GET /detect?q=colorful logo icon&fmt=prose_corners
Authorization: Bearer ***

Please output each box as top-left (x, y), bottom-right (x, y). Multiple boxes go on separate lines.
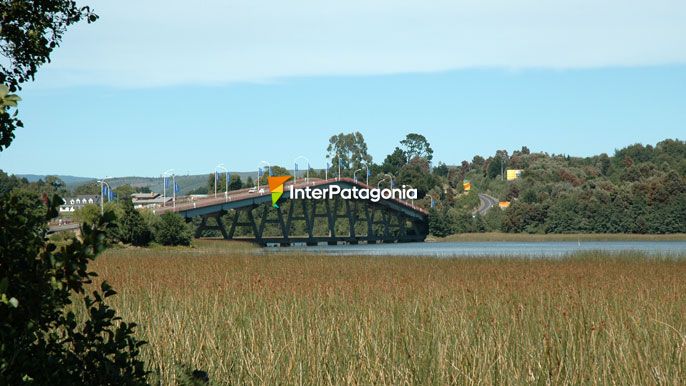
top-left (267, 176), bottom-right (292, 208)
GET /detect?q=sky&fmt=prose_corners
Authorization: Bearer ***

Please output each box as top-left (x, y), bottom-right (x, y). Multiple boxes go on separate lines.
top-left (1, 0), bottom-right (685, 177)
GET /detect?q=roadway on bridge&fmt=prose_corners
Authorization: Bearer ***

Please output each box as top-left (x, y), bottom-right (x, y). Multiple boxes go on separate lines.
top-left (154, 177), bottom-right (428, 218)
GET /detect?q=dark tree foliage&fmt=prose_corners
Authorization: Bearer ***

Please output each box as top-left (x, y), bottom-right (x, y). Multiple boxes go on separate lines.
top-left (494, 139), bottom-right (686, 234)
top-left (397, 157), bottom-right (436, 198)
top-left (117, 199), bottom-right (152, 246)
top-left (0, 189), bottom-right (148, 385)
top-left (154, 213), bottom-right (193, 246)
top-left (400, 133), bottom-right (433, 162)
top-left (0, 0), bottom-right (98, 150)
top-left (428, 208), bottom-right (453, 238)
top-left (381, 147), bottom-right (407, 176)
top-left (326, 131), bottom-right (373, 175)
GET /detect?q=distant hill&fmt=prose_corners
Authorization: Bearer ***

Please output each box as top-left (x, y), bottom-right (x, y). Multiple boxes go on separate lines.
top-left (17, 174), bottom-right (95, 188)
top-left (17, 172), bottom-right (259, 195)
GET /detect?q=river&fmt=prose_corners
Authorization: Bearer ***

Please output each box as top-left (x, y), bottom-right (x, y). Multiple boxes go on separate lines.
top-left (281, 241), bottom-right (686, 258)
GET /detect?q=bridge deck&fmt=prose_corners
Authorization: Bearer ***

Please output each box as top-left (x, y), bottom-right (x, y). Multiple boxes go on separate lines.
top-left (154, 177), bottom-right (428, 220)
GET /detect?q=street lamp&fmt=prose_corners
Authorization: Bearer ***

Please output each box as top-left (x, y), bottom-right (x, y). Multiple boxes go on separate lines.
top-left (377, 175), bottom-right (391, 189)
top-left (426, 194), bottom-right (436, 209)
top-left (293, 155), bottom-right (310, 184)
top-left (383, 173), bottom-right (394, 189)
top-left (97, 177), bottom-right (112, 215)
top-left (353, 168), bottom-right (363, 183)
top-left (404, 184), bottom-right (415, 206)
top-left (258, 161), bottom-right (271, 191)
top-left (162, 169), bottom-right (174, 207)
top-left (215, 164), bottom-right (228, 198)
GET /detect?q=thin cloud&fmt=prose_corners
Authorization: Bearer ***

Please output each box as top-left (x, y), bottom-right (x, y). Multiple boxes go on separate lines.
top-left (38, 0), bottom-right (686, 88)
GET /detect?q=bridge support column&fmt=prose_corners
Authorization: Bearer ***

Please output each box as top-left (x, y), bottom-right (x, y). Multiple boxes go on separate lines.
top-left (195, 213), bottom-right (229, 239)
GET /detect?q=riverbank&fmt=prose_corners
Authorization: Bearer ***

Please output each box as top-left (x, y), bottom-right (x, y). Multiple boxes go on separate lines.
top-left (432, 232), bottom-right (686, 242)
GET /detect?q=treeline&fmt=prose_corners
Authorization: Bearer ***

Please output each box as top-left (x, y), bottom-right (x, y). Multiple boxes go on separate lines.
top-left (3, 136), bottom-right (685, 237)
top-left (0, 172), bottom-right (193, 247)
top-left (430, 139), bottom-right (686, 236)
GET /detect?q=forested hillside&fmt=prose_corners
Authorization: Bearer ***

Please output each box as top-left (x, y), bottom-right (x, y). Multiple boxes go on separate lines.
top-left (429, 138), bottom-right (686, 235)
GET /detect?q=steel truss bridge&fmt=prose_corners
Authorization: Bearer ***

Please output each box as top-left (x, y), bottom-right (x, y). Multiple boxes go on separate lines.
top-left (154, 178), bottom-right (429, 246)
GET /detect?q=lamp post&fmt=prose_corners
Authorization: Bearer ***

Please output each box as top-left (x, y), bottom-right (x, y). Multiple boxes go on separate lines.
top-left (293, 156), bottom-right (310, 184)
top-left (377, 175), bottom-right (391, 189)
top-left (353, 168), bottom-right (363, 183)
top-left (383, 173), bottom-right (395, 189)
top-left (426, 194), bottom-right (436, 209)
top-left (172, 173), bottom-right (176, 209)
top-left (215, 164), bottom-right (228, 198)
top-left (162, 169), bottom-right (174, 207)
top-left (404, 184), bottom-right (414, 206)
top-left (97, 177), bottom-right (112, 215)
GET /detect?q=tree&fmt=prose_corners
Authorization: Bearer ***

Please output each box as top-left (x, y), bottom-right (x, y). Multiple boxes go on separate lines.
top-left (400, 133), bottom-right (433, 162)
top-left (381, 147), bottom-right (407, 175)
top-left (428, 208), bottom-right (453, 238)
top-left (433, 162), bottom-right (449, 177)
top-left (154, 213), bottom-right (193, 246)
top-left (398, 157), bottom-right (435, 198)
top-left (229, 175), bottom-right (243, 190)
top-left (114, 184), bottom-right (136, 200)
top-left (0, 190), bottom-right (147, 385)
top-left (117, 200), bottom-right (152, 246)
top-left (1, 0), bottom-right (98, 150)
top-left (326, 132), bottom-right (373, 177)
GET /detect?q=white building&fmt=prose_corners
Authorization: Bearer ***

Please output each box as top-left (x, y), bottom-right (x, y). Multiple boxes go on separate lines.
top-left (59, 195), bottom-right (101, 212)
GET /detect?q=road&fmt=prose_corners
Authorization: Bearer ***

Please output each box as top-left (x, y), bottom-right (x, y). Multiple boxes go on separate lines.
top-left (475, 193), bottom-right (499, 215)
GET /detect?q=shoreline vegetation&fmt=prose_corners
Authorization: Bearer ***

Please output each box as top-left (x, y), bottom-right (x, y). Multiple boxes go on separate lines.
top-left (431, 232), bottom-right (686, 242)
top-left (88, 240), bottom-right (686, 384)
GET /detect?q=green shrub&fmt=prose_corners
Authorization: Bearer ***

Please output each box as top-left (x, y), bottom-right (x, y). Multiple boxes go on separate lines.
top-left (154, 213), bottom-right (193, 246)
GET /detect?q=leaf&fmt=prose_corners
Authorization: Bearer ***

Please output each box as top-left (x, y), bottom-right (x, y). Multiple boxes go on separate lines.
top-left (9, 297), bottom-right (19, 308)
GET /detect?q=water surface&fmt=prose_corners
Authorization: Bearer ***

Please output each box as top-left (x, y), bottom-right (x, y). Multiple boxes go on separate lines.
top-left (281, 241), bottom-right (686, 258)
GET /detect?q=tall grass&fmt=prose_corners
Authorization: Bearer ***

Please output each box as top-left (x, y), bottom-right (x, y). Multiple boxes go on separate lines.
top-left (89, 241), bottom-right (686, 385)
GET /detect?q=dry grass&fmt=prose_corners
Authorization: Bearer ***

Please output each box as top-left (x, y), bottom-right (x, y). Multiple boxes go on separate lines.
top-left (88, 240), bottom-right (686, 385)
top-left (435, 232), bottom-right (686, 242)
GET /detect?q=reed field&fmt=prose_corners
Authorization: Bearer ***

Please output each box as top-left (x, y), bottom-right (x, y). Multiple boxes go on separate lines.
top-left (88, 241), bottom-right (686, 385)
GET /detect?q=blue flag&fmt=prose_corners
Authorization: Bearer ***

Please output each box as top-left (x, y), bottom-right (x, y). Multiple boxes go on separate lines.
top-left (164, 178), bottom-right (169, 188)
top-left (367, 168), bottom-right (371, 177)
top-left (268, 166), bottom-right (272, 176)
top-left (112, 191), bottom-right (117, 201)
top-left (108, 189), bottom-right (114, 201)
top-left (175, 182), bottom-right (180, 194)
top-left (102, 185), bottom-right (108, 198)
top-left (295, 163), bottom-right (298, 172)
top-left (258, 167), bottom-right (263, 177)
top-left (390, 179), bottom-right (394, 189)
top-left (431, 199), bottom-right (435, 208)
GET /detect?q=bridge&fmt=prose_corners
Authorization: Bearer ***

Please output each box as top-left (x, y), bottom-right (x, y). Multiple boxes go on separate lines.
top-left (154, 178), bottom-right (429, 246)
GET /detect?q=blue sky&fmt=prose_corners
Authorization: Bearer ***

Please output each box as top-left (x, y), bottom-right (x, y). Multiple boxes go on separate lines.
top-left (1, 0), bottom-right (684, 177)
